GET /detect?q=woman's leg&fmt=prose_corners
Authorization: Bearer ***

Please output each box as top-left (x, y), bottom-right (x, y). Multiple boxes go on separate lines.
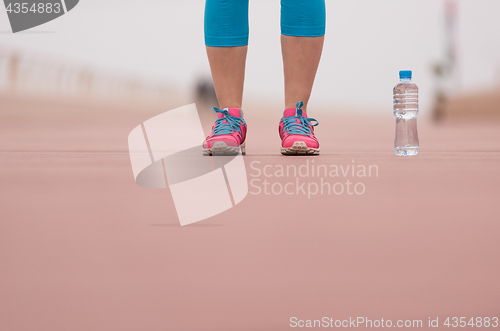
top-left (281, 0), bottom-right (326, 112)
top-left (278, 0), bottom-right (325, 155)
top-left (281, 35), bottom-right (324, 112)
top-left (204, 0), bottom-right (249, 109)
top-left (206, 46), bottom-right (247, 109)
top-left (202, 0), bottom-right (250, 155)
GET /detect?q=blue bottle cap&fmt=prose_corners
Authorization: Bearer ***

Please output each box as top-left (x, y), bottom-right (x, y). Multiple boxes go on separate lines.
top-left (399, 70), bottom-right (412, 79)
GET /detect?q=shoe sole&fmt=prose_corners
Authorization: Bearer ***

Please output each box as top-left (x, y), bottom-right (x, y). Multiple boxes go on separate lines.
top-left (281, 141), bottom-right (320, 155)
top-left (203, 141), bottom-right (246, 156)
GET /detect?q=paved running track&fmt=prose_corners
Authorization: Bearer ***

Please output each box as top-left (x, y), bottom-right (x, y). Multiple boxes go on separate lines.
top-left (1, 95), bottom-right (499, 330)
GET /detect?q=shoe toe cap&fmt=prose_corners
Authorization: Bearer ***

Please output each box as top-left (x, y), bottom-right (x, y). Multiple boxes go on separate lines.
top-left (282, 135), bottom-right (319, 148)
top-left (204, 135), bottom-right (240, 149)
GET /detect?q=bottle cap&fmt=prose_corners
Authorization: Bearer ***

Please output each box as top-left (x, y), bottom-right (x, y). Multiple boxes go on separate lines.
top-left (399, 70), bottom-right (412, 79)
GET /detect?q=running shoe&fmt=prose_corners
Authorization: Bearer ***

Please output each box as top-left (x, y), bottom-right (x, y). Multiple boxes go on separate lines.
top-left (202, 107), bottom-right (247, 155)
top-left (279, 101), bottom-right (320, 155)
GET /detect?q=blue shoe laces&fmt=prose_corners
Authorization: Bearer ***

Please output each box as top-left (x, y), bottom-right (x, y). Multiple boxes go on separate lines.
top-left (282, 101), bottom-right (319, 135)
top-left (211, 107), bottom-right (246, 136)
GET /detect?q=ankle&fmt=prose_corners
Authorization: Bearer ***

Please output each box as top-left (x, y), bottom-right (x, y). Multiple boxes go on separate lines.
top-left (219, 104), bottom-right (242, 109)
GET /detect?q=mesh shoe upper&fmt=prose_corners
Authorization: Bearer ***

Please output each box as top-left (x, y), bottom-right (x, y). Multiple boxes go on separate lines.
top-left (279, 101), bottom-right (319, 149)
top-left (203, 107), bottom-right (247, 149)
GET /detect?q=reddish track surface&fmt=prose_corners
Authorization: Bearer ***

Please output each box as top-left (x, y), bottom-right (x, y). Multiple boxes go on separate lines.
top-left (1, 96), bottom-right (499, 330)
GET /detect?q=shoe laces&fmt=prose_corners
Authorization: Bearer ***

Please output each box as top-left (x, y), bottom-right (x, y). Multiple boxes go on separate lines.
top-left (211, 107), bottom-right (246, 136)
top-left (282, 101), bottom-right (319, 136)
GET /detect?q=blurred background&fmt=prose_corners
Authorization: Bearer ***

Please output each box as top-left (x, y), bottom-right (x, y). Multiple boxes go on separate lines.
top-left (1, 0), bottom-right (500, 120)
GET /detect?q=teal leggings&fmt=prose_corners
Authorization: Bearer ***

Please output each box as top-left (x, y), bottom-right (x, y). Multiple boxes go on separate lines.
top-left (204, 0), bottom-right (326, 47)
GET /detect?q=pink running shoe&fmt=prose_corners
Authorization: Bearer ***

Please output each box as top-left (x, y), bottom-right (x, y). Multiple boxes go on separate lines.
top-left (202, 107), bottom-right (247, 155)
top-left (279, 101), bottom-right (320, 155)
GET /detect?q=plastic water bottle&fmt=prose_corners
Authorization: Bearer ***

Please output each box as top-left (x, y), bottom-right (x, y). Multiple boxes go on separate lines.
top-left (393, 70), bottom-right (419, 156)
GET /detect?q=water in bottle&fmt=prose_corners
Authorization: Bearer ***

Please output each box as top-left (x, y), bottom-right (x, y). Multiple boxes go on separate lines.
top-left (393, 70), bottom-right (419, 156)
